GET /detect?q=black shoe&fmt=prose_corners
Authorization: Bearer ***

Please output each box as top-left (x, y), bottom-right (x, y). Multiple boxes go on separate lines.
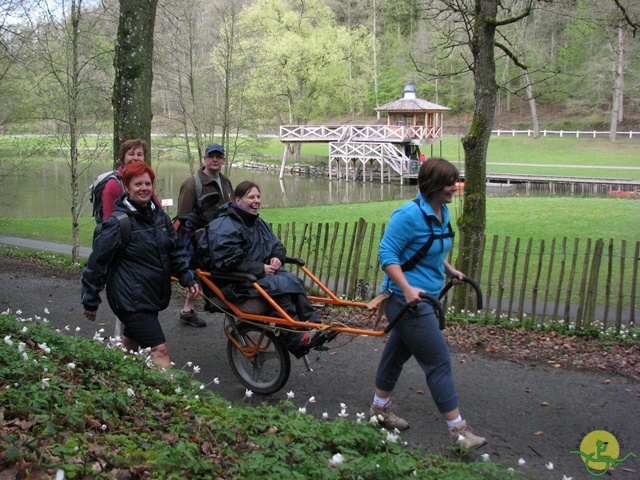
top-left (309, 330), bottom-right (339, 350)
top-left (288, 330), bottom-right (338, 358)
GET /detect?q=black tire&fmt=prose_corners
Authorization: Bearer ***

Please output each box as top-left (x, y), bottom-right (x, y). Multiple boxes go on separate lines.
top-left (226, 323), bottom-right (291, 394)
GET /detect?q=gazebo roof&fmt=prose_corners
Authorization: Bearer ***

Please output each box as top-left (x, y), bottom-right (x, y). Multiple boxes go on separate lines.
top-left (375, 97), bottom-right (450, 113)
top-left (375, 84), bottom-right (450, 113)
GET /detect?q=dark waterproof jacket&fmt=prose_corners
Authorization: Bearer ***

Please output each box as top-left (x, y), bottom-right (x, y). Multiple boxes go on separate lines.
top-left (82, 197), bottom-right (196, 315)
top-left (199, 201), bottom-right (305, 302)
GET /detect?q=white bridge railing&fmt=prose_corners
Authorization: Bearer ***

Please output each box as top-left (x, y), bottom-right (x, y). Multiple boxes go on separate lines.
top-left (280, 124), bottom-right (443, 143)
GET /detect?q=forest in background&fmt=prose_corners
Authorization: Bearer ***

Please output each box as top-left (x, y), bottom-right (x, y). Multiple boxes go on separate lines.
top-left (1, 0), bottom-right (639, 142)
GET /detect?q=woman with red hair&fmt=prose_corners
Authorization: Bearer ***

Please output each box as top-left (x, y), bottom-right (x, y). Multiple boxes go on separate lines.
top-left (82, 162), bottom-right (199, 368)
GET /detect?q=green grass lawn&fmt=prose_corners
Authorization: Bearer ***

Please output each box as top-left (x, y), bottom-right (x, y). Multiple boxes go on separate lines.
top-left (1, 197), bottom-right (638, 247)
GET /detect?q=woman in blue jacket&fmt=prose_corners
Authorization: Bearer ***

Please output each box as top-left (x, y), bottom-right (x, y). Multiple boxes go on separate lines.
top-left (82, 162), bottom-right (199, 368)
top-left (370, 157), bottom-right (487, 450)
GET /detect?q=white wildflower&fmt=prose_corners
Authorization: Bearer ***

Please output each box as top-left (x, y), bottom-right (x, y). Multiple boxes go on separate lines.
top-left (127, 388), bottom-right (135, 397)
top-left (386, 432), bottom-right (399, 443)
top-left (101, 424), bottom-right (107, 431)
top-left (322, 412), bottom-right (329, 420)
top-left (480, 453), bottom-right (490, 462)
top-left (3, 335), bottom-right (12, 346)
top-left (518, 458), bottom-right (526, 466)
top-left (213, 378), bottom-right (220, 384)
top-left (67, 363), bottom-right (76, 370)
top-left (329, 453), bottom-right (344, 466)
top-left (308, 396), bottom-right (316, 403)
top-left (287, 391), bottom-right (295, 399)
top-left (356, 412), bottom-right (366, 424)
top-left (298, 407), bottom-right (307, 414)
top-left (44, 308), bottom-right (50, 314)
top-left (41, 378), bottom-right (50, 389)
top-left (245, 389), bottom-right (253, 398)
top-left (545, 462), bottom-right (554, 470)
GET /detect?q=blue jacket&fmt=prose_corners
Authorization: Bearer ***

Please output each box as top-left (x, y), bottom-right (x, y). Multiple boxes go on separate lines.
top-left (82, 197), bottom-right (196, 315)
top-left (379, 194), bottom-right (453, 297)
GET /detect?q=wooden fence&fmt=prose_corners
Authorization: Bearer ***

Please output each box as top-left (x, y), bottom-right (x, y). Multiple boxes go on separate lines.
top-left (492, 129), bottom-right (640, 139)
top-left (273, 220), bottom-right (638, 333)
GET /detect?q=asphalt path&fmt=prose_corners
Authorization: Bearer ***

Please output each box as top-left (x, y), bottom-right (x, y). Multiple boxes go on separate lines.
top-left (1, 252), bottom-right (639, 479)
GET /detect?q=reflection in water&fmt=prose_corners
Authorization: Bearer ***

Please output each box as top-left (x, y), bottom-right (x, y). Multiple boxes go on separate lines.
top-left (3, 161), bottom-right (418, 217)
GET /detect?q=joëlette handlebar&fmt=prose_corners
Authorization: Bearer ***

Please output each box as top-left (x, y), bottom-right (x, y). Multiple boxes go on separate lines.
top-left (440, 276), bottom-right (483, 310)
top-left (384, 292), bottom-right (445, 334)
top-left (384, 276), bottom-right (482, 334)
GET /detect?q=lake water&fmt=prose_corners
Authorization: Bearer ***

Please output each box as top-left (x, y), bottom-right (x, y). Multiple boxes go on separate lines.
top-left (2, 160), bottom-right (419, 218)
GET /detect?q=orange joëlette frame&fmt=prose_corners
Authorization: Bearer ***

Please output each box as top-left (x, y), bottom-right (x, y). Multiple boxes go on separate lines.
top-left (193, 265), bottom-right (387, 338)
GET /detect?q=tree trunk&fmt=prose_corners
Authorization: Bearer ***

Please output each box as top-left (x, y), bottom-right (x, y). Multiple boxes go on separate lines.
top-left (454, 0), bottom-right (498, 307)
top-left (373, 0), bottom-right (380, 121)
top-left (70, 0), bottom-right (81, 264)
top-left (112, 0), bottom-right (158, 166)
top-left (524, 69), bottom-right (539, 138)
top-left (609, 22), bottom-right (623, 141)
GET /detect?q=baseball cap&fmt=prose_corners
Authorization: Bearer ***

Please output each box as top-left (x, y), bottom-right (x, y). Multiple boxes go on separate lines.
top-left (205, 143), bottom-right (225, 156)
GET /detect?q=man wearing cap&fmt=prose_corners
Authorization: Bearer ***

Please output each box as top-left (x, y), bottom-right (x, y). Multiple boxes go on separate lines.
top-left (176, 143), bottom-right (233, 327)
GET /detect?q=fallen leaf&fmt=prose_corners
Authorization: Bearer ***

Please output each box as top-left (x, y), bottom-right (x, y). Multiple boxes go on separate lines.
top-left (534, 431), bottom-right (544, 436)
top-left (602, 379), bottom-right (611, 384)
top-left (541, 402), bottom-right (550, 407)
top-left (524, 387), bottom-right (531, 393)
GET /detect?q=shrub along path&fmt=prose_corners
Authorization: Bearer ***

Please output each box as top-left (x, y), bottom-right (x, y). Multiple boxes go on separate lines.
top-left (1, 254), bottom-right (639, 479)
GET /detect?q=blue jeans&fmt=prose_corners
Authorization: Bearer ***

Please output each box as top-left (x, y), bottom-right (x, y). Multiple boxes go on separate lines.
top-left (375, 293), bottom-right (459, 414)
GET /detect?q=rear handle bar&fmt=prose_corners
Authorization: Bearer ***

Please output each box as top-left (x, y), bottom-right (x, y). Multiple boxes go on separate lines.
top-left (384, 277), bottom-right (482, 333)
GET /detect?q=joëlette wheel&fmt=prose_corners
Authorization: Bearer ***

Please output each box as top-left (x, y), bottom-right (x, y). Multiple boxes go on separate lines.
top-left (226, 322), bottom-right (291, 395)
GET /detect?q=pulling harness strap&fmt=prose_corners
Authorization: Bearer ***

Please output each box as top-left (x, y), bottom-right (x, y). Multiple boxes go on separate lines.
top-left (400, 198), bottom-right (454, 272)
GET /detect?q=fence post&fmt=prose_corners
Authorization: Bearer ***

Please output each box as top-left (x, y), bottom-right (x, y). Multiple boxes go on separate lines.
top-left (575, 238), bottom-right (592, 328)
top-left (584, 239), bottom-right (604, 326)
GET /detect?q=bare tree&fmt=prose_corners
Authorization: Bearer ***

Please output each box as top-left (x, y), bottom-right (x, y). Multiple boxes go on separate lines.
top-left (417, 0), bottom-right (536, 303)
top-left (26, 0), bottom-right (112, 262)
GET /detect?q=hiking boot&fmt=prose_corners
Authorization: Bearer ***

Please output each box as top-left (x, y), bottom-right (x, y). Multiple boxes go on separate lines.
top-left (449, 420), bottom-right (487, 450)
top-left (369, 402), bottom-right (410, 431)
top-left (180, 309), bottom-right (206, 327)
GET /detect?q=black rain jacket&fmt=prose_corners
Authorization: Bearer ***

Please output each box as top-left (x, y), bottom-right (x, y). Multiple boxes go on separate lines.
top-left (198, 201), bottom-right (306, 302)
top-left (82, 197), bottom-right (196, 315)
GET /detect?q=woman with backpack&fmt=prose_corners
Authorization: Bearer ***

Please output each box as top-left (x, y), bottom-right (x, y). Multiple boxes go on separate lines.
top-left (98, 139), bottom-right (161, 222)
top-left (82, 162), bottom-right (199, 368)
top-left (369, 157), bottom-right (487, 450)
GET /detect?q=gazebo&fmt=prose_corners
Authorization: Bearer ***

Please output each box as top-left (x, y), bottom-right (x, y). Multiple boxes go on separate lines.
top-left (279, 84), bottom-right (450, 183)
